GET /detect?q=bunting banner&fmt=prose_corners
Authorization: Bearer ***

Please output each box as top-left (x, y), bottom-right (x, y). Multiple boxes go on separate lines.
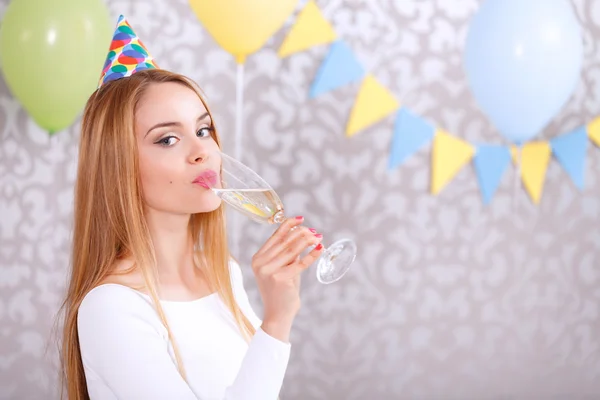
top-left (278, 0), bottom-right (336, 58)
top-left (345, 75), bottom-right (399, 137)
top-left (309, 40), bottom-right (365, 98)
top-left (520, 142), bottom-right (552, 204)
top-left (474, 145), bottom-right (512, 204)
top-left (278, 2), bottom-right (599, 205)
top-left (431, 131), bottom-right (475, 195)
top-left (588, 116), bottom-right (600, 147)
top-left (388, 108), bottom-right (436, 170)
top-left (550, 127), bottom-right (587, 190)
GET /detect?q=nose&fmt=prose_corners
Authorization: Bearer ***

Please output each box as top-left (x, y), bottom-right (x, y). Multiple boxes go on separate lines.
top-left (188, 139), bottom-right (209, 164)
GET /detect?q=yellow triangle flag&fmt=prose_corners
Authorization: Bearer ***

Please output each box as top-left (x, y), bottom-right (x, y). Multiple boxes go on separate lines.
top-left (431, 130), bottom-right (475, 195)
top-left (278, 1), bottom-right (337, 58)
top-left (587, 116), bottom-right (600, 147)
top-left (346, 75), bottom-right (400, 137)
top-left (520, 141), bottom-right (551, 204)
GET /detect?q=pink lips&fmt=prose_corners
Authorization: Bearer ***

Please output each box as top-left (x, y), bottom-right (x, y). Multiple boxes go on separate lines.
top-left (193, 170), bottom-right (218, 189)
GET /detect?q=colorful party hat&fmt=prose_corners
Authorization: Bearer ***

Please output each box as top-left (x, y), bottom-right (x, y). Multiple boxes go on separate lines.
top-left (97, 15), bottom-right (159, 88)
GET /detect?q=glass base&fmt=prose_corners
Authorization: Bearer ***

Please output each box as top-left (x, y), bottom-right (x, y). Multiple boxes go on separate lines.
top-left (316, 238), bottom-right (357, 284)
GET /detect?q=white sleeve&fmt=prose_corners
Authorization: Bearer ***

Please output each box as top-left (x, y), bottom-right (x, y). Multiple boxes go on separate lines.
top-left (226, 260), bottom-right (292, 398)
top-left (78, 280), bottom-right (291, 400)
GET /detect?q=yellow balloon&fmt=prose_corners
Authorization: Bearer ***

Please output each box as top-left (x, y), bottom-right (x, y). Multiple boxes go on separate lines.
top-left (189, 0), bottom-right (297, 64)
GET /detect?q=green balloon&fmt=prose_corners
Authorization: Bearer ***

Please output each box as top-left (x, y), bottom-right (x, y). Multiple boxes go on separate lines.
top-left (0, 0), bottom-right (112, 134)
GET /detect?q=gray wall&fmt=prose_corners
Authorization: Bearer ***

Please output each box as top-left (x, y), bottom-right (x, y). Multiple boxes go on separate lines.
top-left (1, 0), bottom-right (600, 399)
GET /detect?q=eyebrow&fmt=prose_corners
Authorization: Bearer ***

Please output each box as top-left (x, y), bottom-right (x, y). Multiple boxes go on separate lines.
top-left (145, 112), bottom-right (211, 137)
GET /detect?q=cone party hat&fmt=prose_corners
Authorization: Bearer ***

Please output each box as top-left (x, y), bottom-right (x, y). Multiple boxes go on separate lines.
top-left (97, 15), bottom-right (158, 89)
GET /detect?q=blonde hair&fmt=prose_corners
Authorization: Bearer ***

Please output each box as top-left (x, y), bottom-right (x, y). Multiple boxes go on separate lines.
top-left (59, 69), bottom-right (255, 399)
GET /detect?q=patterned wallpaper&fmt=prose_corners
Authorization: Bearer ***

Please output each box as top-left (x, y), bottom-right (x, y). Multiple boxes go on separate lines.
top-left (1, 0), bottom-right (600, 399)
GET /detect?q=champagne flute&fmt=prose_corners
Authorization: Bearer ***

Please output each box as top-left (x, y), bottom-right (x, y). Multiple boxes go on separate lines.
top-left (203, 151), bottom-right (356, 284)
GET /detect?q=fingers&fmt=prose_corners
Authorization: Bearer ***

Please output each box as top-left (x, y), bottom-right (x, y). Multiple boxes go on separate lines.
top-left (279, 244), bottom-right (325, 279)
top-left (255, 216), bottom-right (305, 258)
top-left (258, 227), bottom-right (322, 276)
top-left (251, 216), bottom-right (327, 287)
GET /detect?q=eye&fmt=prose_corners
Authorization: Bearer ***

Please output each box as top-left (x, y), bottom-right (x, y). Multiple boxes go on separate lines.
top-left (197, 126), bottom-right (214, 138)
top-left (155, 136), bottom-right (179, 146)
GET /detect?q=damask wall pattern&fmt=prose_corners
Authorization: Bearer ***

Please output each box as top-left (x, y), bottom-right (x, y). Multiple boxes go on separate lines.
top-left (1, 0), bottom-right (600, 399)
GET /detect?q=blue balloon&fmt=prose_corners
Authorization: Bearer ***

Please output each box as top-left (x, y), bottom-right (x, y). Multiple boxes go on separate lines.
top-left (464, 0), bottom-right (583, 144)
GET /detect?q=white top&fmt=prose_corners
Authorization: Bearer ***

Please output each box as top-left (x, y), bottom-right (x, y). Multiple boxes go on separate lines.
top-left (77, 261), bottom-right (291, 400)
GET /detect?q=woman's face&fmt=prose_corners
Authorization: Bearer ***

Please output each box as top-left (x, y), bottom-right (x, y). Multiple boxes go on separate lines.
top-left (135, 82), bottom-right (222, 215)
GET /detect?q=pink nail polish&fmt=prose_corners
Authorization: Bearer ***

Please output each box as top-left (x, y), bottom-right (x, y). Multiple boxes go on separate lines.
top-left (295, 216), bottom-right (304, 220)
top-left (309, 228), bottom-right (317, 233)
top-left (315, 234), bottom-right (323, 239)
top-left (315, 244), bottom-right (323, 251)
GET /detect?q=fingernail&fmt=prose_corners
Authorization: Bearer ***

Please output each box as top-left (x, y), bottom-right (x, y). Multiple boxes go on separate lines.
top-left (315, 244), bottom-right (323, 251)
top-left (314, 234), bottom-right (323, 239)
top-left (295, 216), bottom-right (304, 220)
top-left (309, 228), bottom-right (317, 233)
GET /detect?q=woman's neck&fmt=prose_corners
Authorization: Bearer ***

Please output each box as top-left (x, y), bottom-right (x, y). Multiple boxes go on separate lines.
top-left (144, 208), bottom-right (195, 281)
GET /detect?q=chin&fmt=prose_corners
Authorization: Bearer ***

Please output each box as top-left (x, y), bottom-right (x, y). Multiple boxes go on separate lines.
top-left (191, 196), bottom-right (222, 214)
top-left (145, 192), bottom-right (222, 215)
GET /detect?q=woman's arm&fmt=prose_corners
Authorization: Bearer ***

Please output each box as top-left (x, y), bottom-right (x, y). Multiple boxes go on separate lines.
top-left (78, 284), bottom-right (291, 400)
top-left (227, 260), bottom-right (292, 397)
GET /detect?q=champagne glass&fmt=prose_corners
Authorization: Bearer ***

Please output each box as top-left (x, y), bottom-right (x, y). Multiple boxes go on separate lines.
top-left (205, 151), bottom-right (356, 284)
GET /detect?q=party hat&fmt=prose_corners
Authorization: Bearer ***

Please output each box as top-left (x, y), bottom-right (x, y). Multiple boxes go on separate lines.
top-left (97, 15), bottom-right (158, 88)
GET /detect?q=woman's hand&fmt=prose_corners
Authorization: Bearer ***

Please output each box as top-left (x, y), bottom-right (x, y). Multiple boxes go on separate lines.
top-left (251, 216), bottom-right (323, 342)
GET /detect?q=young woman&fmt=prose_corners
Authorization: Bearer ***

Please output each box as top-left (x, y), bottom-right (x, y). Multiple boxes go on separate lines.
top-left (59, 16), bottom-right (323, 400)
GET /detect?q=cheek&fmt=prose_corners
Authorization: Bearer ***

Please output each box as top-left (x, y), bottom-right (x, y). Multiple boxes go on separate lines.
top-left (138, 152), bottom-right (180, 199)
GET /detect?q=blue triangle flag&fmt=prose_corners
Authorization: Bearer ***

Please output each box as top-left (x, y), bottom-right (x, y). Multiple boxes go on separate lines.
top-left (474, 145), bottom-right (511, 204)
top-left (388, 108), bottom-right (435, 170)
top-left (309, 40), bottom-right (365, 98)
top-left (550, 126), bottom-right (587, 190)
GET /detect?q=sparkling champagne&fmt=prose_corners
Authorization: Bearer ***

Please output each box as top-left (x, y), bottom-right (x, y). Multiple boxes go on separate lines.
top-left (212, 188), bottom-right (283, 224)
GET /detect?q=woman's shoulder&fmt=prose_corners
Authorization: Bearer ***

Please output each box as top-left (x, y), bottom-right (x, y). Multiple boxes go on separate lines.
top-left (79, 283), bottom-right (154, 321)
top-left (78, 259), bottom-right (160, 328)
top-left (78, 282), bottom-right (168, 344)
top-left (81, 282), bottom-right (147, 305)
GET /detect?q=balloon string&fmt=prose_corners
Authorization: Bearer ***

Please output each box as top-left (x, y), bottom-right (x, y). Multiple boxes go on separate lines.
top-left (235, 63), bottom-right (244, 161)
top-left (231, 63), bottom-right (245, 258)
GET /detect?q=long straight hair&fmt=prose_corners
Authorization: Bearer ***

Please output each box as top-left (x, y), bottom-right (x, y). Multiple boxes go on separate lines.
top-left (59, 69), bottom-right (255, 399)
